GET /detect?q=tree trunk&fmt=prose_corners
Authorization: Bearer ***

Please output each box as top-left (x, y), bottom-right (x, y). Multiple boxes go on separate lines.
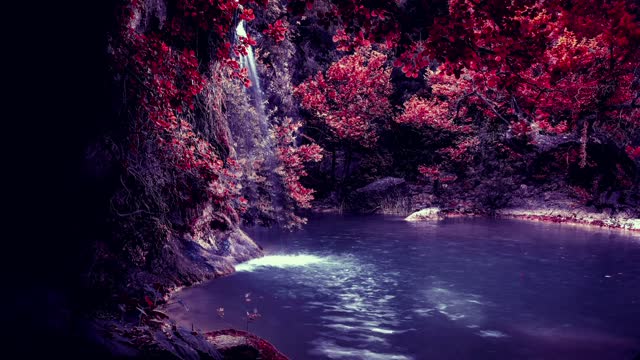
top-left (579, 120), bottom-right (589, 168)
top-left (344, 148), bottom-right (352, 182)
top-left (331, 147), bottom-right (336, 185)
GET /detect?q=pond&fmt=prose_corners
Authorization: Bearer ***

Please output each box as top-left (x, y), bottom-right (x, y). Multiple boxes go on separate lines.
top-left (166, 215), bottom-right (640, 359)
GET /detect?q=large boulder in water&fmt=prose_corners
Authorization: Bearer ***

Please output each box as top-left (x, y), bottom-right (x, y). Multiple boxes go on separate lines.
top-left (405, 207), bottom-right (442, 221)
top-left (346, 177), bottom-right (407, 213)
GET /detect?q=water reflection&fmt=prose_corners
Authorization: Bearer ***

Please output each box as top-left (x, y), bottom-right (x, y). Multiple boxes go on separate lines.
top-left (166, 216), bottom-right (640, 359)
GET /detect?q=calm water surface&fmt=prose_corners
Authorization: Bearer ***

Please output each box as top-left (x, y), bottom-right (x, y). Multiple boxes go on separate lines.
top-left (166, 215), bottom-right (640, 359)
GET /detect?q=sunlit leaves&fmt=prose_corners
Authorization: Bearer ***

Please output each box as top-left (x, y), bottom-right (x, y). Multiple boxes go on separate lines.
top-left (275, 118), bottom-right (323, 209)
top-left (295, 47), bottom-right (393, 147)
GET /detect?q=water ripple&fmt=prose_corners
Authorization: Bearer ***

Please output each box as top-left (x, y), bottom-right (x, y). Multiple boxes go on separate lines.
top-left (310, 339), bottom-right (413, 360)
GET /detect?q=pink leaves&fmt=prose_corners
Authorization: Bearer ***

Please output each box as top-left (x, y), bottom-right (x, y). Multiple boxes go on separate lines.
top-left (418, 165), bottom-right (440, 180)
top-left (440, 138), bottom-right (480, 162)
top-left (396, 97), bottom-right (460, 132)
top-left (263, 20), bottom-right (288, 43)
top-left (393, 42), bottom-right (430, 78)
top-left (626, 146), bottom-right (640, 160)
top-left (396, 68), bottom-right (475, 134)
top-left (418, 165), bottom-right (457, 182)
top-left (332, 30), bottom-right (371, 52)
top-left (396, 69), bottom-right (479, 171)
top-left (295, 48), bottom-right (392, 147)
top-left (275, 118), bottom-right (323, 209)
top-left (510, 120), bottom-right (531, 139)
top-left (535, 118), bottom-right (568, 135)
top-left (239, 8), bottom-right (255, 21)
top-left (122, 33), bottom-right (205, 126)
top-left (332, 29), bottom-right (351, 52)
top-left (239, 34), bottom-right (257, 47)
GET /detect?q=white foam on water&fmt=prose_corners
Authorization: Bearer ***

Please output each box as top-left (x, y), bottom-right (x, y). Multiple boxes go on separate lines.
top-left (235, 254), bottom-right (331, 272)
top-left (369, 327), bottom-right (397, 334)
top-left (478, 330), bottom-right (509, 338)
top-left (424, 286), bottom-right (486, 325)
top-left (413, 308), bottom-right (436, 317)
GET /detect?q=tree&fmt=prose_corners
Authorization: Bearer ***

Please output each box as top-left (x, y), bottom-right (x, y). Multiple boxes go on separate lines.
top-left (294, 46), bottom-right (393, 188)
top-left (295, 47), bottom-right (393, 147)
top-left (274, 118), bottom-right (323, 228)
top-left (287, 0), bottom-right (639, 202)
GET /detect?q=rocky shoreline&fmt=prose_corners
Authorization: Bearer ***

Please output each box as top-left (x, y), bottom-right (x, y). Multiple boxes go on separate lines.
top-left (401, 207), bottom-right (640, 233)
top-left (80, 225), bottom-right (292, 360)
top-left (496, 208), bottom-right (640, 232)
top-left (321, 176), bottom-right (640, 233)
top-left (92, 318), bottom-right (289, 360)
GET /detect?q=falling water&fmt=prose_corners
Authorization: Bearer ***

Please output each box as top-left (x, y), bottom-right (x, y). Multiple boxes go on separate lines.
top-left (231, 20), bottom-right (284, 222)
top-left (236, 20), bottom-right (267, 133)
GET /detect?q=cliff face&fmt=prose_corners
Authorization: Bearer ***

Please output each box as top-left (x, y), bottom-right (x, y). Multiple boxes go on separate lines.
top-left (40, 0), bottom-right (319, 317)
top-left (82, 1), bottom-right (250, 301)
top-left (8, 1), bottom-right (289, 357)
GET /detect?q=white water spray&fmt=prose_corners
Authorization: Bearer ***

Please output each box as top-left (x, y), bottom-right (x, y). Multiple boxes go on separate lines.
top-left (235, 254), bottom-right (332, 272)
top-left (235, 20), bottom-right (271, 141)
top-left (231, 20), bottom-right (284, 220)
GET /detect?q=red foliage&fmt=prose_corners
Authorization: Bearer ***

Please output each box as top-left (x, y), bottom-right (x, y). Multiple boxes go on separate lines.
top-left (166, 0), bottom-right (264, 86)
top-left (116, 32), bottom-right (205, 122)
top-left (396, 95), bottom-right (472, 134)
top-left (418, 165), bottom-right (457, 183)
top-left (110, 0), bottom-right (281, 223)
top-left (439, 138), bottom-right (480, 162)
top-left (392, 41), bottom-right (430, 78)
top-left (626, 146), bottom-right (640, 160)
top-left (295, 47), bottom-right (393, 147)
top-left (391, 0), bottom-right (639, 177)
top-left (263, 19), bottom-right (288, 43)
top-left (396, 69), bottom-right (479, 170)
top-left (332, 28), bottom-right (371, 52)
top-left (307, 0), bottom-right (638, 169)
top-left (275, 118), bottom-right (323, 209)
top-left (418, 165), bottom-right (440, 180)
top-left (510, 120), bottom-right (531, 139)
top-left (239, 8), bottom-right (255, 22)
top-left (406, 0), bottom-right (638, 148)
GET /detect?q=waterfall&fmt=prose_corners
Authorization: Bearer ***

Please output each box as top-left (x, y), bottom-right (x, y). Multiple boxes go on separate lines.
top-left (236, 21), bottom-right (266, 129)
top-left (230, 20), bottom-right (283, 224)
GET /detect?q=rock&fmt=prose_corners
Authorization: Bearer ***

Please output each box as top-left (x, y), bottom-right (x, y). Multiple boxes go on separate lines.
top-left (405, 207), bottom-right (441, 221)
top-left (153, 327), bottom-right (223, 360)
top-left (497, 207), bottom-right (640, 232)
top-left (346, 177), bottom-right (408, 213)
top-left (94, 320), bottom-right (224, 360)
top-left (619, 218), bottom-right (640, 231)
top-left (354, 177), bottom-right (405, 193)
top-left (206, 329), bottom-right (288, 360)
